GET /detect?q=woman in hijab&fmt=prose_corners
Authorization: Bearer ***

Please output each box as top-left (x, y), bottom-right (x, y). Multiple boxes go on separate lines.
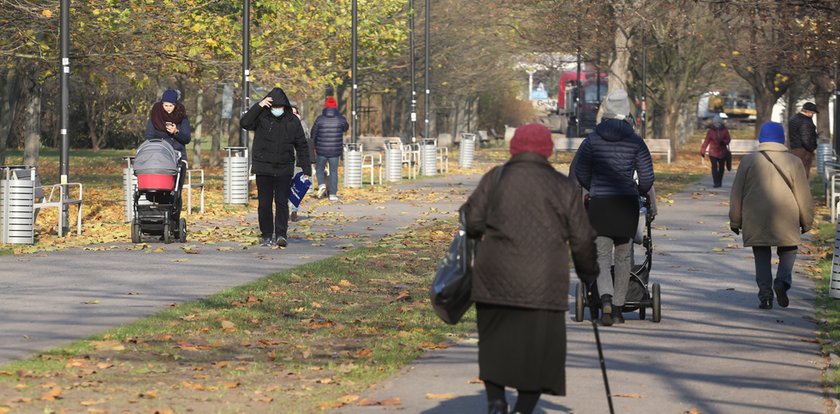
top-left (461, 124), bottom-right (598, 414)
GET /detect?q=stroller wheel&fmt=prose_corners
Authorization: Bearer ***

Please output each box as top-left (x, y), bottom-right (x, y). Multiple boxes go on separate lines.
top-left (131, 219), bottom-right (141, 244)
top-left (574, 283), bottom-right (584, 322)
top-left (179, 218), bottom-right (187, 243)
top-left (163, 222), bottom-right (172, 244)
top-left (652, 283), bottom-right (661, 322)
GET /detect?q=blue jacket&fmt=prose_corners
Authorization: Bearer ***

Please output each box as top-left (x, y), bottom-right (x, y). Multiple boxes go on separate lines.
top-left (573, 118), bottom-right (654, 198)
top-left (311, 108), bottom-right (349, 157)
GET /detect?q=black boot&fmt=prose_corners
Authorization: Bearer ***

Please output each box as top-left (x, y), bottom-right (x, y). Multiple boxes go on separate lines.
top-left (488, 399), bottom-right (508, 414)
top-left (600, 295), bottom-right (613, 326)
top-left (612, 306), bottom-right (625, 324)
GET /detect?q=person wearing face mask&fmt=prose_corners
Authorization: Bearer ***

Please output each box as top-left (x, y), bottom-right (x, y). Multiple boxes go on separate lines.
top-left (240, 87), bottom-right (311, 247)
top-left (144, 89), bottom-right (191, 222)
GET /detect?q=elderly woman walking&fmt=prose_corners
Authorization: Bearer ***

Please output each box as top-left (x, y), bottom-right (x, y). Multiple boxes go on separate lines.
top-left (700, 114), bottom-right (732, 188)
top-left (729, 121), bottom-right (813, 309)
top-left (461, 124), bottom-right (599, 414)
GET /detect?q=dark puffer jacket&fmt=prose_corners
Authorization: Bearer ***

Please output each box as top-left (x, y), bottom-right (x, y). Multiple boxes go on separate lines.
top-left (573, 118), bottom-right (654, 198)
top-left (461, 153), bottom-right (599, 311)
top-left (311, 108), bottom-right (349, 158)
top-left (240, 88), bottom-right (310, 176)
top-left (788, 112), bottom-right (817, 152)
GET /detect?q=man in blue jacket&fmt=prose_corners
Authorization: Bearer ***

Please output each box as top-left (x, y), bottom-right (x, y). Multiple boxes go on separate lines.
top-left (240, 87), bottom-right (310, 248)
top-left (311, 96), bottom-right (349, 201)
top-left (573, 89), bottom-right (654, 326)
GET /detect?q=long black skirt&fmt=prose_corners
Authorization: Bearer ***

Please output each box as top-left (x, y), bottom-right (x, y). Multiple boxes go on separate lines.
top-left (476, 302), bottom-right (567, 395)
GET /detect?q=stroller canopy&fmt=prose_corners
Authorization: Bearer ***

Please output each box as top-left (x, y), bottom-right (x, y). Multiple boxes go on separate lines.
top-left (134, 139), bottom-right (179, 175)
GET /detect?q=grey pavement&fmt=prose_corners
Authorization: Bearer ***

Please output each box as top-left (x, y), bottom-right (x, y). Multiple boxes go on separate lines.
top-left (0, 173), bottom-right (478, 364)
top-left (335, 171), bottom-right (828, 414)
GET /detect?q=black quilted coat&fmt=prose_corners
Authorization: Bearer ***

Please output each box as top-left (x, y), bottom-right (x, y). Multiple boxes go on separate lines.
top-left (240, 87), bottom-right (310, 176)
top-left (461, 153), bottom-right (599, 311)
top-left (788, 112), bottom-right (817, 152)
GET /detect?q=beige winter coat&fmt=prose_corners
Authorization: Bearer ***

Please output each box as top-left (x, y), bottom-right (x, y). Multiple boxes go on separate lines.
top-left (729, 142), bottom-right (813, 247)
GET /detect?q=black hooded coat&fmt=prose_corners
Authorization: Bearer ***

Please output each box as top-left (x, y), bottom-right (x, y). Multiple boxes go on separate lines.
top-left (240, 87), bottom-right (311, 176)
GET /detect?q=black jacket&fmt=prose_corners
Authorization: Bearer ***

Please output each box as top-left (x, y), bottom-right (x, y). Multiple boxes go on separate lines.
top-left (573, 118), bottom-right (654, 198)
top-left (240, 88), bottom-right (310, 176)
top-left (788, 112), bottom-right (817, 152)
top-left (461, 153), bottom-right (599, 311)
top-left (311, 108), bottom-right (349, 158)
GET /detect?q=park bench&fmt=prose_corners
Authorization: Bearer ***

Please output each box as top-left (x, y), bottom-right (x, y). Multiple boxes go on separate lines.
top-left (645, 139), bottom-right (672, 164)
top-left (185, 168), bottom-right (205, 214)
top-left (824, 161), bottom-right (840, 222)
top-left (703, 139), bottom-right (758, 157)
top-left (34, 180), bottom-right (84, 236)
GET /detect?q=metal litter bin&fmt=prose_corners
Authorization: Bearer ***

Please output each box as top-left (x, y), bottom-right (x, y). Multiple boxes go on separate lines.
top-left (421, 138), bottom-right (437, 176)
top-left (459, 133), bottom-right (476, 168)
top-left (344, 143), bottom-right (363, 189)
top-left (384, 141), bottom-right (403, 182)
top-left (817, 140), bottom-right (834, 178)
top-left (1, 166), bottom-right (35, 244)
top-left (123, 156), bottom-right (136, 223)
top-left (224, 147), bottom-right (249, 204)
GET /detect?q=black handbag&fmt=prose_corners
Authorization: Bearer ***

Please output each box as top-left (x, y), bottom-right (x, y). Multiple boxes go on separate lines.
top-left (430, 166), bottom-right (504, 324)
top-left (430, 211), bottom-right (476, 325)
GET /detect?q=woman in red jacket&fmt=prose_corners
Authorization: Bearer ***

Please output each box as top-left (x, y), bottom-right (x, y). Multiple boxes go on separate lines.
top-left (700, 115), bottom-right (732, 188)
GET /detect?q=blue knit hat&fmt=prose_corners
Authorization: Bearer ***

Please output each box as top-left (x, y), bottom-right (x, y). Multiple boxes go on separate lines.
top-left (758, 121), bottom-right (785, 144)
top-left (161, 89), bottom-right (179, 104)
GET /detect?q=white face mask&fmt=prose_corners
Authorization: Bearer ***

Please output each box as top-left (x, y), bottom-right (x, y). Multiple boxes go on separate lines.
top-left (271, 107), bottom-right (284, 117)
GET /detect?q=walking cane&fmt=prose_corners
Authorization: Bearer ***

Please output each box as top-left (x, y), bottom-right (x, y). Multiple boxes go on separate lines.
top-left (591, 320), bottom-right (615, 414)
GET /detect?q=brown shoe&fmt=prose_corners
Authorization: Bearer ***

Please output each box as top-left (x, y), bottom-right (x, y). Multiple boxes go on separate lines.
top-left (290, 211), bottom-right (298, 222)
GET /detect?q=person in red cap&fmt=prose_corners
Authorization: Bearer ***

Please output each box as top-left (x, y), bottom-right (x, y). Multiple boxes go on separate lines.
top-left (310, 96), bottom-right (349, 201)
top-left (460, 123), bottom-right (599, 414)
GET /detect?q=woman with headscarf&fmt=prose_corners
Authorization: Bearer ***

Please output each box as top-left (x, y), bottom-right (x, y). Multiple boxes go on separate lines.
top-left (729, 121), bottom-right (813, 309)
top-left (461, 124), bottom-right (599, 414)
top-left (144, 89), bottom-right (191, 221)
top-left (700, 114), bottom-right (732, 188)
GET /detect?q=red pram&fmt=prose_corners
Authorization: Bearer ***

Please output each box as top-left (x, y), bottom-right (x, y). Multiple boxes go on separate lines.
top-left (131, 139), bottom-right (187, 243)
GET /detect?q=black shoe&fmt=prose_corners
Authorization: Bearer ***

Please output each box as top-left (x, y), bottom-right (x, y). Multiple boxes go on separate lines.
top-left (487, 400), bottom-right (508, 414)
top-left (275, 236), bottom-right (288, 248)
top-left (774, 284), bottom-right (789, 308)
top-left (612, 308), bottom-right (625, 324)
top-left (759, 298), bottom-right (773, 309)
top-left (259, 237), bottom-right (272, 247)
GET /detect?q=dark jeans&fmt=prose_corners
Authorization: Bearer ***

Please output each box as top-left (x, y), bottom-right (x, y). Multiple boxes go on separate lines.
top-left (316, 155), bottom-right (340, 196)
top-left (709, 156), bottom-right (725, 187)
top-left (256, 173), bottom-right (293, 239)
top-left (752, 246), bottom-right (797, 300)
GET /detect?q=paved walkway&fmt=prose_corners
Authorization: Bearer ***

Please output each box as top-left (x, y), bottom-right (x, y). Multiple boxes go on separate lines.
top-left (335, 172), bottom-right (828, 414)
top-left (0, 173), bottom-right (475, 364)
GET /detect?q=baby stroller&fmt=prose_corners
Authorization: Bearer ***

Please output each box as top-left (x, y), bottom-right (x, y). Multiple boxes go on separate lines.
top-left (130, 139), bottom-right (187, 244)
top-left (574, 197), bottom-right (662, 322)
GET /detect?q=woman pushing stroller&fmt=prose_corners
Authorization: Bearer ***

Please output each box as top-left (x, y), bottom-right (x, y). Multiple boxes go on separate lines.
top-left (573, 89), bottom-right (655, 326)
top-left (144, 89), bottom-right (191, 222)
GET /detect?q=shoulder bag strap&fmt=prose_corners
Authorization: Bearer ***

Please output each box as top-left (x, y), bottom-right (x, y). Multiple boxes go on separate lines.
top-left (759, 151), bottom-right (794, 194)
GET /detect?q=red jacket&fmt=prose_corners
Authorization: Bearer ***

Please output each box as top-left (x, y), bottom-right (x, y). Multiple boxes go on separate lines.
top-left (701, 125), bottom-right (731, 159)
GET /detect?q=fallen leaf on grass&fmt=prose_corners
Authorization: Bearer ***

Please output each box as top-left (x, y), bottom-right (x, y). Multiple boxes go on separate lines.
top-left (40, 386), bottom-right (63, 401)
top-left (319, 401), bottom-right (344, 409)
top-left (337, 395), bottom-right (360, 404)
top-left (338, 279), bottom-right (354, 287)
top-left (91, 340), bottom-right (125, 351)
top-left (380, 397), bottom-right (402, 406)
top-left (80, 399), bottom-right (105, 406)
top-left (425, 393), bottom-right (455, 400)
top-left (613, 393), bottom-right (643, 398)
top-left (221, 320), bottom-right (236, 332)
top-left (222, 381), bottom-right (240, 389)
top-left (87, 410), bottom-right (107, 414)
top-left (253, 396), bottom-right (273, 403)
top-left (0, 408), bottom-right (10, 414)
top-left (139, 389), bottom-right (158, 399)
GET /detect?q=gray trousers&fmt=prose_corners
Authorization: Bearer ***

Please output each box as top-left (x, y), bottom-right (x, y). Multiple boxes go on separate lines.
top-left (596, 236), bottom-right (633, 307)
top-left (752, 246), bottom-right (797, 300)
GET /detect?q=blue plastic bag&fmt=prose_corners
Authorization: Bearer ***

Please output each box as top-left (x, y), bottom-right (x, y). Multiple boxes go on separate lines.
top-left (289, 171), bottom-right (311, 208)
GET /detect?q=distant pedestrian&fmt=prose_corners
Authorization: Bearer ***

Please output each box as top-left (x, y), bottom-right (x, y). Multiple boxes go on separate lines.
top-left (700, 114), bottom-right (732, 188)
top-left (289, 103), bottom-right (315, 222)
top-left (573, 89), bottom-right (655, 326)
top-left (240, 87), bottom-right (311, 248)
top-left (461, 124), bottom-right (599, 414)
top-left (311, 96), bottom-right (349, 201)
top-left (729, 121), bottom-right (813, 309)
top-left (144, 89), bottom-right (191, 222)
top-left (788, 102), bottom-right (819, 178)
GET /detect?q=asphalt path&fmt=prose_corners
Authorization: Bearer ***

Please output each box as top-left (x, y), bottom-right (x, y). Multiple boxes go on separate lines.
top-left (335, 171), bottom-right (828, 414)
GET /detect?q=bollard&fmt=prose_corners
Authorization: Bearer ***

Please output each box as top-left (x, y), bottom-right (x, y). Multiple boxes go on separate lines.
top-left (421, 138), bottom-right (437, 176)
top-left (459, 133), bottom-right (476, 168)
top-left (224, 147), bottom-right (249, 204)
top-left (344, 143), bottom-right (363, 189)
top-left (0, 166), bottom-right (35, 245)
top-left (384, 141), bottom-right (403, 182)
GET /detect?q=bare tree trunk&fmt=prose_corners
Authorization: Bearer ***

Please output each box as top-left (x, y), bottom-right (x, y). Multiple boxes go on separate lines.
top-left (662, 101), bottom-right (680, 158)
top-left (753, 88), bottom-right (778, 137)
top-left (23, 78), bottom-right (41, 167)
top-left (811, 72), bottom-right (833, 137)
top-left (84, 98), bottom-right (103, 151)
top-left (193, 88), bottom-right (204, 167)
top-left (0, 67), bottom-right (20, 166)
top-left (210, 88), bottom-right (221, 167)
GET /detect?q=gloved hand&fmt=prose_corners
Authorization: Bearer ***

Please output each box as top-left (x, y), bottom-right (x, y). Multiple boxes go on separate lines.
top-left (731, 227), bottom-right (740, 235)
